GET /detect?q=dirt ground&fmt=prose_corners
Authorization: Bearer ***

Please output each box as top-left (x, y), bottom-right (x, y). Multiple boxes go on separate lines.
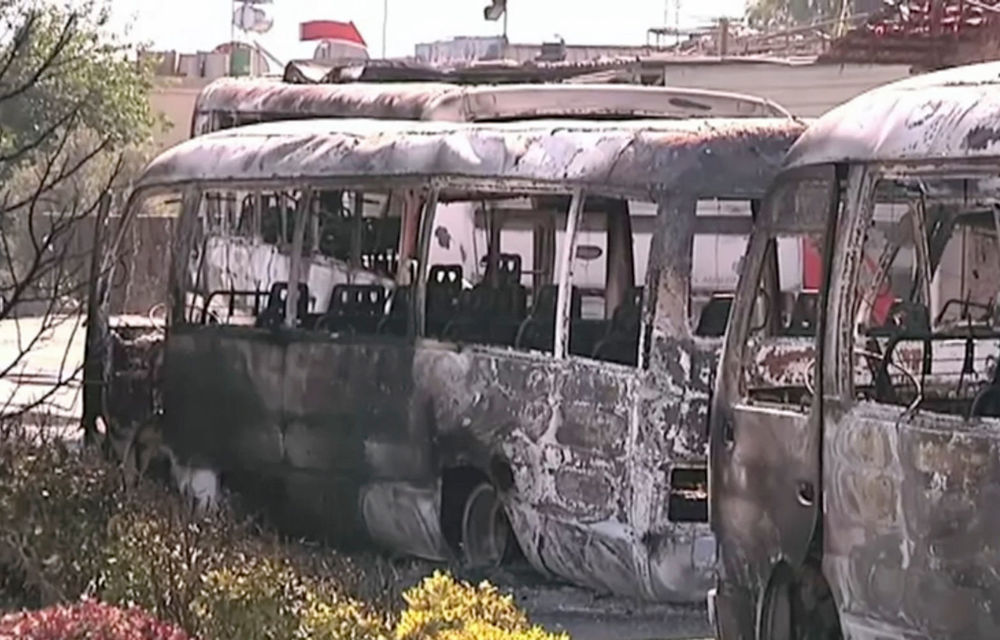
top-left (0, 315), bottom-right (713, 640)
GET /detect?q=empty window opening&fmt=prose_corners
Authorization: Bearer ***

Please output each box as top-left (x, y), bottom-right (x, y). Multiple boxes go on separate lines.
top-left (850, 177), bottom-right (1000, 418)
top-left (740, 167), bottom-right (838, 409)
top-left (691, 199), bottom-right (753, 337)
top-left (420, 193), bottom-right (649, 366)
top-left (186, 186), bottom-right (406, 332)
top-left (667, 466), bottom-right (708, 522)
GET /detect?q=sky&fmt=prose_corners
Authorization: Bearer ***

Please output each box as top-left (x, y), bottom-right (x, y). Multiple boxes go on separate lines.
top-left (105, 0), bottom-right (747, 63)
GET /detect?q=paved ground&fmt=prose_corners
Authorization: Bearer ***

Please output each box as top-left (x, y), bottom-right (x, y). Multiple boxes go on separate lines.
top-left (518, 587), bottom-right (710, 640)
top-left (0, 314), bottom-right (714, 640)
top-left (0, 315), bottom-right (86, 431)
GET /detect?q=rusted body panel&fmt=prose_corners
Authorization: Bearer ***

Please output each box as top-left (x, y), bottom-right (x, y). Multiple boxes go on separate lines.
top-left (190, 81), bottom-right (459, 135)
top-left (426, 84), bottom-right (790, 120)
top-left (826, 404), bottom-right (1000, 639)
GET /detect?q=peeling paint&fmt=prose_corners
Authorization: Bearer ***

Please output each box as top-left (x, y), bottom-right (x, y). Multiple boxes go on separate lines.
top-left (105, 116), bottom-right (807, 604)
top-left (191, 79), bottom-right (792, 137)
top-left (713, 60), bottom-right (1000, 640)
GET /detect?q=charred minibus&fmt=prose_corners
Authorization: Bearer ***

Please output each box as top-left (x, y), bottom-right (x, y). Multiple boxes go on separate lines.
top-left (190, 78), bottom-right (792, 135)
top-left (709, 61), bottom-right (1000, 638)
top-left (118, 115), bottom-right (804, 602)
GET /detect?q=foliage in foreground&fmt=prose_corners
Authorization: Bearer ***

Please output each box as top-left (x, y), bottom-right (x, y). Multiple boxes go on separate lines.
top-left (397, 572), bottom-right (567, 640)
top-left (0, 428), bottom-right (566, 640)
top-left (0, 599), bottom-right (191, 640)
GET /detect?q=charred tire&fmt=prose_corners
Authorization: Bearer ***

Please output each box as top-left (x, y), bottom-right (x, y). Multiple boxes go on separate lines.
top-left (760, 564), bottom-right (795, 640)
top-left (460, 482), bottom-right (511, 568)
top-left (759, 562), bottom-right (843, 640)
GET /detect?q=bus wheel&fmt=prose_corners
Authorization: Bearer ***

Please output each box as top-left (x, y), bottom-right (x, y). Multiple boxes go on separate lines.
top-left (460, 482), bottom-right (510, 568)
top-left (760, 564), bottom-right (795, 640)
top-left (760, 562), bottom-right (843, 640)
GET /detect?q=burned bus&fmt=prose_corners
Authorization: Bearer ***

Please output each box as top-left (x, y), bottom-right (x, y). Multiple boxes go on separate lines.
top-left (709, 61), bottom-right (1000, 638)
top-left (190, 77), bottom-right (792, 135)
top-left (118, 115), bottom-right (804, 602)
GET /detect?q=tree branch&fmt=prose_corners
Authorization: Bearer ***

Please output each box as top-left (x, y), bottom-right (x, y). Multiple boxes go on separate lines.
top-left (0, 12), bottom-right (78, 105)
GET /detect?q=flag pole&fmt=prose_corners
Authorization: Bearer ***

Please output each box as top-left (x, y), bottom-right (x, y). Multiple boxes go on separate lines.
top-left (229, 1), bottom-right (235, 75)
top-left (382, 0), bottom-right (388, 58)
top-left (502, 1), bottom-right (508, 58)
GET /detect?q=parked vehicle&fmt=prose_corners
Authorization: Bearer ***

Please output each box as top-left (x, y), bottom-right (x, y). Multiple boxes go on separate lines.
top-left (116, 115), bottom-right (803, 601)
top-left (709, 61), bottom-right (1000, 639)
top-left (190, 77), bottom-right (792, 135)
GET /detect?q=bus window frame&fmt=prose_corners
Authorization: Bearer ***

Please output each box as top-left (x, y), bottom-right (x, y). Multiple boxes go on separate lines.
top-left (152, 176), bottom-right (673, 355)
top-left (413, 186), bottom-right (665, 369)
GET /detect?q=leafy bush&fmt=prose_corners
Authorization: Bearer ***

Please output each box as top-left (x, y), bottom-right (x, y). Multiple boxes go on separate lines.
top-left (99, 499), bottom-right (392, 640)
top-left (300, 587), bottom-right (390, 640)
top-left (0, 599), bottom-right (190, 640)
top-left (100, 499), bottom-right (224, 632)
top-left (0, 430), bottom-right (121, 609)
top-left (189, 555), bottom-right (391, 640)
top-left (190, 556), bottom-right (306, 640)
top-left (396, 572), bottom-right (567, 640)
top-left (0, 429), bottom-right (565, 640)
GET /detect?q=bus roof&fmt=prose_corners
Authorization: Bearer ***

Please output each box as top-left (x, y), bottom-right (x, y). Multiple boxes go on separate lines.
top-left (193, 80), bottom-right (458, 124)
top-left (192, 78), bottom-right (792, 127)
top-left (786, 61), bottom-right (1000, 169)
top-left (139, 117), bottom-right (806, 200)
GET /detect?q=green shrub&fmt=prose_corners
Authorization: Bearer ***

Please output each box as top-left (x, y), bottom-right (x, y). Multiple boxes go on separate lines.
top-left (190, 554), bottom-right (391, 640)
top-left (395, 572), bottom-right (567, 640)
top-left (0, 430), bottom-right (567, 640)
top-left (100, 503), bottom-right (225, 632)
top-left (191, 555), bottom-right (306, 640)
top-left (0, 430), bottom-right (121, 608)
top-left (300, 585), bottom-right (390, 640)
top-left (101, 508), bottom-right (391, 640)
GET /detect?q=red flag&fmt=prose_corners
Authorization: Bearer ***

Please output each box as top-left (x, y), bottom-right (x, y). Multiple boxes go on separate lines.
top-left (299, 20), bottom-right (367, 45)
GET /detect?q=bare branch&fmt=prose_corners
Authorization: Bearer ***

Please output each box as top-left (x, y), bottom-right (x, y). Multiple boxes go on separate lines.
top-left (0, 361), bottom-right (84, 424)
top-left (0, 10), bottom-right (38, 88)
top-left (0, 12), bottom-right (78, 105)
top-left (0, 136), bottom-right (112, 217)
top-left (0, 104), bottom-right (80, 166)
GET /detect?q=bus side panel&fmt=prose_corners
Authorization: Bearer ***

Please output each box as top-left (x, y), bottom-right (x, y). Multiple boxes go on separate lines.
top-left (826, 404), bottom-right (1000, 639)
top-left (163, 327), bottom-right (283, 468)
top-left (410, 343), bottom-right (710, 600)
top-left (637, 335), bottom-right (719, 600)
top-left (413, 344), bottom-right (645, 596)
top-left (162, 327), bottom-right (435, 551)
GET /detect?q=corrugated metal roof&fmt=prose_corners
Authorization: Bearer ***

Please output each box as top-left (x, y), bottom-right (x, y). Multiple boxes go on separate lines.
top-left (785, 61), bottom-right (1000, 168)
top-left (137, 117), bottom-right (807, 200)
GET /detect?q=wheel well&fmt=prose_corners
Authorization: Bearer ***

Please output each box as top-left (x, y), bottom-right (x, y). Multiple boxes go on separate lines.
top-left (440, 466), bottom-right (491, 554)
top-left (759, 561), bottom-right (796, 640)
top-left (760, 560), bottom-right (843, 640)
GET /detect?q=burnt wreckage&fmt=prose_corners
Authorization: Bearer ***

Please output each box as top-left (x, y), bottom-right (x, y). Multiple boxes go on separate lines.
top-left (99, 115), bottom-right (805, 602)
top-left (189, 77), bottom-right (792, 135)
top-left (710, 61), bottom-right (1000, 639)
